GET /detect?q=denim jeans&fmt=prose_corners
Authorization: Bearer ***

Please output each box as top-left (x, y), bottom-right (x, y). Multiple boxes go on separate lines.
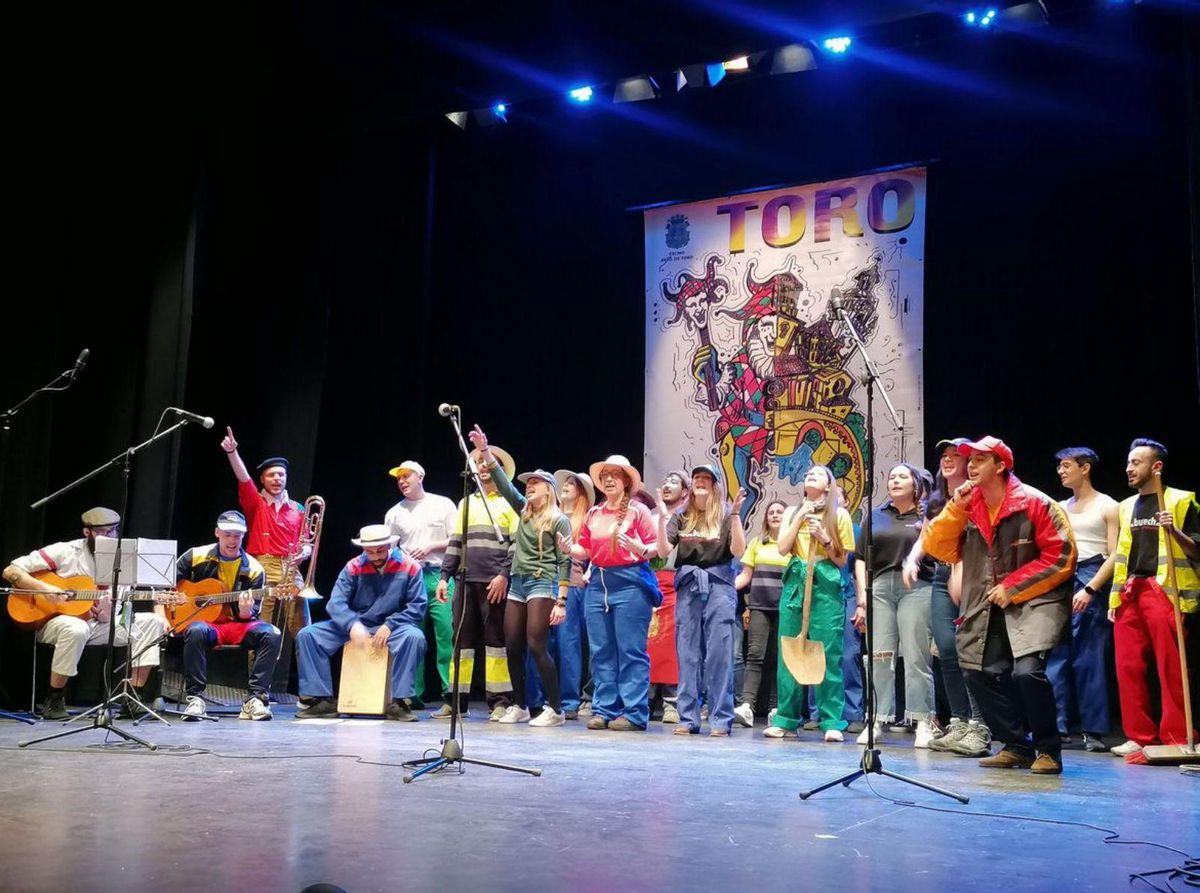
top-left (868, 569), bottom-right (933, 722)
top-left (930, 564), bottom-right (983, 722)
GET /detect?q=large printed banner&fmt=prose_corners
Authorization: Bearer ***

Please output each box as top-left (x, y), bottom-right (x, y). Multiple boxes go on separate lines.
top-left (644, 166), bottom-right (926, 526)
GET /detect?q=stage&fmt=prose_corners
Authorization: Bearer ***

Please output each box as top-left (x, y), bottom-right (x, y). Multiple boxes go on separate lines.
top-left (0, 708), bottom-right (1194, 892)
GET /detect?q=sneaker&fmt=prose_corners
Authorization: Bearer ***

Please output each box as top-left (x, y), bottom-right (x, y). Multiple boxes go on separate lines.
top-left (529, 707), bottom-right (565, 727)
top-left (564, 709), bottom-right (579, 720)
top-left (709, 728), bottom-right (730, 738)
top-left (929, 717), bottom-right (969, 752)
top-left (385, 700), bottom-right (419, 722)
top-left (947, 722), bottom-right (992, 757)
top-left (1110, 740), bottom-right (1144, 758)
top-left (41, 690), bottom-right (69, 721)
top-left (700, 705), bottom-right (709, 721)
top-left (586, 715), bottom-right (609, 730)
top-left (182, 695), bottom-right (208, 721)
top-left (914, 718), bottom-right (939, 749)
top-left (239, 696), bottom-right (272, 721)
top-left (661, 704), bottom-right (681, 724)
top-left (767, 708), bottom-right (778, 725)
top-left (733, 703), bottom-right (754, 728)
top-left (846, 720), bottom-right (865, 734)
top-left (802, 719), bottom-right (820, 732)
top-left (429, 703), bottom-right (463, 719)
top-left (824, 729), bottom-right (844, 743)
top-left (608, 716), bottom-right (645, 731)
top-left (978, 748), bottom-right (1034, 769)
top-left (1082, 733), bottom-right (1109, 753)
top-left (498, 706), bottom-right (531, 724)
top-left (763, 725), bottom-right (794, 739)
top-left (489, 704), bottom-right (509, 722)
top-left (1030, 753), bottom-right (1063, 775)
top-left (295, 698), bottom-right (339, 719)
top-left (856, 722), bottom-right (884, 745)
top-left (577, 701), bottom-right (593, 717)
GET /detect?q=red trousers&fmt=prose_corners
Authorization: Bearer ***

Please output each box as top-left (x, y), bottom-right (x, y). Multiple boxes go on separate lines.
top-left (1114, 577), bottom-right (1196, 746)
top-left (648, 570), bottom-right (679, 684)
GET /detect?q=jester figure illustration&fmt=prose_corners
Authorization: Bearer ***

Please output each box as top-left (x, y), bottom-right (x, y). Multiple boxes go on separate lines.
top-left (663, 254), bottom-right (884, 521)
top-left (661, 255), bottom-right (731, 410)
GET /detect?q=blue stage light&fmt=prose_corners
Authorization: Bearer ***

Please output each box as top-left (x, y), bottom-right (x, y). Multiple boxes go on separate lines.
top-left (494, 103), bottom-right (507, 114)
top-left (568, 86), bottom-right (594, 103)
top-left (964, 8), bottom-right (997, 28)
top-left (964, 11), bottom-right (976, 24)
top-left (822, 36), bottom-right (852, 54)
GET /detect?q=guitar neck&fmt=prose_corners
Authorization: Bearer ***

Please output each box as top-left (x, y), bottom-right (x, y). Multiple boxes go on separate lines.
top-left (187, 587), bottom-right (277, 605)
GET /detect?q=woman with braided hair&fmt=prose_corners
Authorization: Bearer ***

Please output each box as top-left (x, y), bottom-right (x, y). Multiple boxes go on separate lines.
top-left (560, 455), bottom-right (660, 731)
top-left (469, 425), bottom-right (573, 728)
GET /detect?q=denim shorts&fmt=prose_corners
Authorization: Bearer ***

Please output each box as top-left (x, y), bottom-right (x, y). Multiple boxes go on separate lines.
top-left (507, 573), bottom-right (556, 603)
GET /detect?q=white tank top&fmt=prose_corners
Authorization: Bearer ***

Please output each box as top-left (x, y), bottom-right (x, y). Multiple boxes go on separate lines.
top-left (1060, 493), bottom-right (1115, 561)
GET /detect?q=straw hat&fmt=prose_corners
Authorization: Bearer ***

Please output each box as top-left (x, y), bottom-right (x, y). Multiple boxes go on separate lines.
top-left (554, 469), bottom-right (595, 508)
top-left (588, 454), bottom-right (642, 494)
top-left (472, 445), bottom-right (515, 478)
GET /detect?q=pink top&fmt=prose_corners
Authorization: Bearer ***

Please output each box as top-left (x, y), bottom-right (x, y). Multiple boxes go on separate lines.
top-left (577, 501), bottom-right (658, 567)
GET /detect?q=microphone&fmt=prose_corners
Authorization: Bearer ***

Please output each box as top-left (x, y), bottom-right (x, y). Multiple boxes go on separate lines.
top-left (169, 407), bottom-right (215, 429)
top-left (438, 403), bottom-right (461, 417)
top-left (829, 288), bottom-right (844, 312)
top-left (69, 348), bottom-right (89, 381)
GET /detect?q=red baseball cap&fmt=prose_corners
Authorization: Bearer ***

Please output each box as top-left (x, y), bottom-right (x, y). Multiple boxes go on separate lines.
top-left (958, 436), bottom-right (1014, 471)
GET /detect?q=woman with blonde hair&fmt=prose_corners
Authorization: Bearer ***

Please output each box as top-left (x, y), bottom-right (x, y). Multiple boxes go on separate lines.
top-left (654, 465), bottom-right (746, 736)
top-left (766, 464), bottom-right (855, 742)
top-left (561, 455), bottom-right (660, 731)
top-left (469, 425), bottom-right (572, 727)
top-left (734, 499), bottom-right (788, 727)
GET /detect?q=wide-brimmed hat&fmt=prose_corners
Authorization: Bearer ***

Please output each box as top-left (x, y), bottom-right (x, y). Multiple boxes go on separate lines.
top-left (958, 436), bottom-right (1014, 472)
top-left (589, 454), bottom-right (642, 494)
top-left (554, 469), bottom-right (595, 508)
top-left (388, 460), bottom-right (425, 480)
top-left (517, 469), bottom-right (558, 495)
top-left (351, 524), bottom-right (400, 548)
top-left (471, 445), bottom-right (515, 479)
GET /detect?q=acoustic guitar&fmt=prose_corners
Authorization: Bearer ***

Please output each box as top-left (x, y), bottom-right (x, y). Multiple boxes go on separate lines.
top-left (163, 578), bottom-right (294, 630)
top-left (3, 571), bottom-right (184, 626)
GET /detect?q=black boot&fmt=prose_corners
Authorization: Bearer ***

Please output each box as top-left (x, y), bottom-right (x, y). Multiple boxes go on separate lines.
top-left (41, 689), bottom-right (69, 721)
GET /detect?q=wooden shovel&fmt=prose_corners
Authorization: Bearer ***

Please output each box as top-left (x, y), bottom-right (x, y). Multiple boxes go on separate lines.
top-left (1143, 472), bottom-right (1197, 763)
top-left (782, 534), bottom-right (827, 685)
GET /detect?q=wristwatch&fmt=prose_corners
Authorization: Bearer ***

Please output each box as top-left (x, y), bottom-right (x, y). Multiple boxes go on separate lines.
top-left (1083, 584), bottom-right (1098, 596)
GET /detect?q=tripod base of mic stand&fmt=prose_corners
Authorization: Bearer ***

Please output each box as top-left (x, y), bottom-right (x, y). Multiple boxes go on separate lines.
top-left (0, 710), bottom-right (37, 725)
top-left (403, 736), bottom-right (542, 784)
top-left (65, 681), bottom-right (172, 728)
top-left (798, 747), bottom-right (969, 804)
top-left (19, 705), bottom-right (159, 750)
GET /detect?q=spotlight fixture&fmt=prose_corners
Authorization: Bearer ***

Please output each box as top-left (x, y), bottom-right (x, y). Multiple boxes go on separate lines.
top-left (613, 75), bottom-right (659, 103)
top-left (568, 85), bottom-right (594, 103)
top-left (445, 111), bottom-right (469, 129)
top-left (964, 8), bottom-right (997, 27)
top-left (822, 36), bottom-right (852, 54)
top-left (472, 104), bottom-right (509, 127)
top-left (723, 56), bottom-right (750, 72)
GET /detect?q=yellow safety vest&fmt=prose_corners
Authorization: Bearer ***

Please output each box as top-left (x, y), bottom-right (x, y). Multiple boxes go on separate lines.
top-left (1109, 487), bottom-right (1199, 612)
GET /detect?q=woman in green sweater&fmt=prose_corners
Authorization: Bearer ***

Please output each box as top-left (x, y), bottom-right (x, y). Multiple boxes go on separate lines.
top-left (469, 424), bottom-right (573, 728)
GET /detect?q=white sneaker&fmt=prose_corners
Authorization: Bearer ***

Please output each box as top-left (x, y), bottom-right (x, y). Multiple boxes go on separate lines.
top-left (914, 718), bottom-right (938, 749)
top-left (182, 695), bottom-right (207, 721)
top-left (489, 704), bottom-right (508, 722)
top-left (767, 708), bottom-right (778, 725)
top-left (529, 707), bottom-right (565, 727)
top-left (1110, 740), bottom-right (1143, 758)
top-left (856, 722), bottom-right (884, 745)
top-left (733, 702), bottom-right (754, 727)
top-left (763, 725), bottom-right (794, 738)
top-left (578, 701), bottom-right (593, 717)
top-left (498, 705), bottom-right (531, 724)
top-left (239, 696), bottom-right (272, 721)
top-left (824, 729), bottom-right (844, 743)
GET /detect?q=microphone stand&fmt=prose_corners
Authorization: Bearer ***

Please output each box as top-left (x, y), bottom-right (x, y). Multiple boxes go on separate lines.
top-left (1, 355), bottom-right (87, 724)
top-left (403, 406), bottom-right (540, 782)
top-left (798, 298), bottom-right (966, 804)
top-left (20, 416), bottom-right (195, 750)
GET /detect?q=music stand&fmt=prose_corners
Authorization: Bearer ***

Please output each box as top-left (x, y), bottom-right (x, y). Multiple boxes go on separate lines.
top-left (20, 413), bottom-right (197, 750)
top-left (65, 537), bottom-right (177, 727)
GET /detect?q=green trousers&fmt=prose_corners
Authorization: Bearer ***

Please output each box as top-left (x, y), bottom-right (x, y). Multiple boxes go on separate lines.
top-left (772, 557), bottom-right (848, 732)
top-left (413, 568), bottom-right (454, 702)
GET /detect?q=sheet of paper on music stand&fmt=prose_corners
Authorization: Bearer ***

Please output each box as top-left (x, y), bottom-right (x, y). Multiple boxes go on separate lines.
top-left (135, 538), bottom-right (177, 588)
top-left (93, 537), bottom-right (138, 588)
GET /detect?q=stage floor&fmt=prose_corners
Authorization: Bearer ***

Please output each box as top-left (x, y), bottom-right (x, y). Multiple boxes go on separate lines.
top-left (0, 707), bottom-right (1195, 893)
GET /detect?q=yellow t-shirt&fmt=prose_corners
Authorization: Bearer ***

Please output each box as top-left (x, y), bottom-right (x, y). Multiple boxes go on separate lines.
top-left (782, 505), bottom-right (855, 560)
top-left (218, 557), bottom-right (241, 596)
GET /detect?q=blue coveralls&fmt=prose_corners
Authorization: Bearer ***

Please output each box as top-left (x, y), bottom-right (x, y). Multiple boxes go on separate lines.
top-left (675, 563), bottom-right (738, 733)
top-left (585, 563), bottom-right (660, 728)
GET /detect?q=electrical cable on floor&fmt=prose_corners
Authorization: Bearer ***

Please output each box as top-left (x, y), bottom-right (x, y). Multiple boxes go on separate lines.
top-left (855, 771), bottom-right (1197, 890)
top-left (0, 742), bottom-right (429, 771)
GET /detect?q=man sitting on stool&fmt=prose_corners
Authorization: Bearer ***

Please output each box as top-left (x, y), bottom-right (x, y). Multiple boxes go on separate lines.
top-left (173, 510), bottom-right (282, 721)
top-left (295, 524), bottom-right (427, 720)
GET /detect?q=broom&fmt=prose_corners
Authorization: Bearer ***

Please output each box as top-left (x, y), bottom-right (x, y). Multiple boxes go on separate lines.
top-left (1142, 472), bottom-right (1197, 764)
